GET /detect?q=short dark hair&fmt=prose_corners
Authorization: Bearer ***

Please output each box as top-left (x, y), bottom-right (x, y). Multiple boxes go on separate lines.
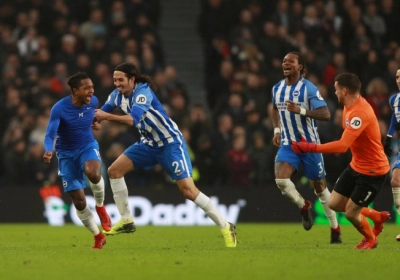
top-left (288, 51), bottom-right (307, 76)
top-left (67, 72), bottom-right (90, 91)
top-left (334, 73), bottom-right (361, 94)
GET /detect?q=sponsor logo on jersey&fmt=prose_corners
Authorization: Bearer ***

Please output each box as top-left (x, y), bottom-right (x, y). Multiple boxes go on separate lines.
top-left (136, 94), bottom-right (147, 104)
top-left (350, 117), bottom-right (362, 129)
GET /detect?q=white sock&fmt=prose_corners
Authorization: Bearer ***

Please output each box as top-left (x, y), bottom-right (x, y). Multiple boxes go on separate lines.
top-left (76, 205), bottom-right (100, 235)
top-left (90, 177), bottom-right (105, 207)
top-left (392, 188), bottom-right (400, 214)
top-left (315, 188), bottom-right (338, 229)
top-left (276, 179), bottom-right (305, 208)
top-left (194, 192), bottom-right (227, 229)
top-left (110, 177), bottom-right (133, 222)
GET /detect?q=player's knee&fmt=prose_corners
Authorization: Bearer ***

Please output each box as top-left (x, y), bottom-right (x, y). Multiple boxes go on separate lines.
top-left (275, 178), bottom-right (295, 195)
top-left (327, 200), bottom-right (339, 212)
top-left (87, 173), bottom-right (101, 184)
top-left (73, 198), bottom-right (86, 211)
top-left (391, 176), bottom-right (400, 188)
top-left (344, 211), bottom-right (357, 224)
top-left (178, 181), bottom-right (198, 201)
top-left (108, 166), bottom-right (123, 179)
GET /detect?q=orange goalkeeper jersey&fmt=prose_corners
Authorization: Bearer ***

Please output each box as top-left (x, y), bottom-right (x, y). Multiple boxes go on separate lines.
top-left (316, 96), bottom-right (389, 176)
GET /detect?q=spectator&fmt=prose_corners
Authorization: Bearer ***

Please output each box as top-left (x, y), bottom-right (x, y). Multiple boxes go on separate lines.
top-left (364, 78), bottom-right (389, 118)
top-left (226, 134), bottom-right (254, 187)
top-left (210, 113), bottom-right (233, 186)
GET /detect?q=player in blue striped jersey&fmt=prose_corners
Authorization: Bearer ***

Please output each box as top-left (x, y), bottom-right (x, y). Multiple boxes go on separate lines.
top-left (383, 68), bottom-right (400, 241)
top-left (43, 72), bottom-right (111, 249)
top-left (271, 52), bottom-right (341, 243)
top-left (94, 63), bottom-right (237, 247)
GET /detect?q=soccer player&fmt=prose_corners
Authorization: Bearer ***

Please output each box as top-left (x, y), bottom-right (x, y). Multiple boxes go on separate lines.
top-left (292, 73), bottom-right (390, 249)
top-left (43, 72), bottom-right (111, 249)
top-left (383, 68), bottom-right (400, 241)
top-left (94, 62), bottom-right (237, 247)
top-left (272, 52), bottom-right (341, 243)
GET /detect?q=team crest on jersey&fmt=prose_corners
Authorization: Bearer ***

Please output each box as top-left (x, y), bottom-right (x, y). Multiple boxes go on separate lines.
top-left (136, 94), bottom-right (147, 104)
top-left (350, 117), bottom-right (362, 129)
top-left (293, 90), bottom-right (300, 97)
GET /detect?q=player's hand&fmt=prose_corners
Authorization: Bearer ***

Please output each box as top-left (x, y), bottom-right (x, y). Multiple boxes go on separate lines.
top-left (92, 120), bottom-right (101, 131)
top-left (272, 133), bottom-right (281, 147)
top-left (285, 100), bottom-right (300, 114)
top-left (383, 136), bottom-right (392, 157)
top-left (291, 136), bottom-right (317, 154)
top-left (94, 109), bottom-right (107, 121)
top-left (43, 151), bottom-right (53, 163)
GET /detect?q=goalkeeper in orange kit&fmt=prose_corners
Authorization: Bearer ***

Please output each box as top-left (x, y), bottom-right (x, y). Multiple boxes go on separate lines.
top-left (292, 73), bottom-right (390, 250)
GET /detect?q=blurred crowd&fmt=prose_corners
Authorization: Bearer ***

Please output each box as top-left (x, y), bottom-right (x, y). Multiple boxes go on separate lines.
top-left (0, 0), bottom-right (399, 189)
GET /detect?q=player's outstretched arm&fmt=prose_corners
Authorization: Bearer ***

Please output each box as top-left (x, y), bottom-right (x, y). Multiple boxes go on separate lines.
top-left (94, 109), bottom-right (134, 126)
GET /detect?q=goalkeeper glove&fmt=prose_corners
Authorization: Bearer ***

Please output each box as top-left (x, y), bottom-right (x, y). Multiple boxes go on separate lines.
top-left (291, 136), bottom-right (317, 154)
top-left (383, 136), bottom-right (392, 157)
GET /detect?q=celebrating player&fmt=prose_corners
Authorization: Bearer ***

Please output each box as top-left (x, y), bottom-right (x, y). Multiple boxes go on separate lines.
top-left (43, 72), bottom-right (111, 249)
top-left (272, 52), bottom-right (341, 243)
top-left (292, 72), bottom-right (390, 249)
top-left (94, 62), bottom-right (237, 247)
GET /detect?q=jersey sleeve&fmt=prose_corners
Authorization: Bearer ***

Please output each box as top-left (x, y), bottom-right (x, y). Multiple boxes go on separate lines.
top-left (130, 85), bottom-right (153, 124)
top-left (101, 90), bottom-right (118, 112)
top-left (306, 83), bottom-right (327, 110)
top-left (387, 93), bottom-right (399, 137)
top-left (387, 113), bottom-right (396, 137)
top-left (43, 105), bottom-right (62, 152)
top-left (315, 110), bottom-right (368, 153)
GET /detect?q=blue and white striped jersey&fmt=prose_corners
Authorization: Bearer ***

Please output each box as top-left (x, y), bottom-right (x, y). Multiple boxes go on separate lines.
top-left (102, 82), bottom-right (182, 147)
top-left (272, 77), bottom-right (327, 146)
top-left (387, 92), bottom-right (400, 137)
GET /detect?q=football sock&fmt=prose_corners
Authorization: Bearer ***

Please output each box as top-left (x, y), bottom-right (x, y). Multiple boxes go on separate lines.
top-left (110, 177), bottom-right (132, 222)
top-left (276, 179), bottom-right (305, 208)
top-left (194, 192), bottom-right (227, 229)
top-left (90, 177), bottom-right (105, 207)
top-left (76, 205), bottom-right (100, 235)
top-left (355, 214), bottom-right (375, 241)
top-left (315, 188), bottom-right (338, 229)
top-left (392, 187), bottom-right (400, 214)
top-left (361, 207), bottom-right (381, 223)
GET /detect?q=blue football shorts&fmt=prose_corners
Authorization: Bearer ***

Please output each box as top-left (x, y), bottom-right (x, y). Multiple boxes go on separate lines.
top-left (124, 137), bottom-right (192, 180)
top-left (56, 141), bottom-right (101, 192)
top-left (275, 145), bottom-right (326, 180)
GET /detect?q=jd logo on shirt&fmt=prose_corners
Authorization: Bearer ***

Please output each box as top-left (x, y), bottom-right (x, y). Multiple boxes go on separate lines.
top-left (350, 117), bottom-right (362, 129)
top-left (136, 94), bottom-right (147, 104)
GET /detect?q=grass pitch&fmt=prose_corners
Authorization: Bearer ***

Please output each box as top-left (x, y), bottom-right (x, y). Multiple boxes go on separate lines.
top-left (0, 223), bottom-right (399, 280)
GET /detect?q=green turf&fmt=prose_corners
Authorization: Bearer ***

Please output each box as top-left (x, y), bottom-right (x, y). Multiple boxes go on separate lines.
top-left (0, 224), bottom-right (399, 280)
